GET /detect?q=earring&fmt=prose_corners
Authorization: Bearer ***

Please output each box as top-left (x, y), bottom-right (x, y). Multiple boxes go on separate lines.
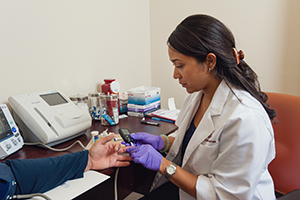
top-left (209, 68), bottom-right (212, 73)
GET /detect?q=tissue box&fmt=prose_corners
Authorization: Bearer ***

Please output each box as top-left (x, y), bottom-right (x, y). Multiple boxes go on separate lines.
top-left (127, 86), bottom-right (161, 105)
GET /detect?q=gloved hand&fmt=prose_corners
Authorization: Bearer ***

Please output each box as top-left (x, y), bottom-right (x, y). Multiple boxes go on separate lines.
top-left (121, 132), bottom-right (164, 151)
top-left (126, 144), bottom-right (162, 171)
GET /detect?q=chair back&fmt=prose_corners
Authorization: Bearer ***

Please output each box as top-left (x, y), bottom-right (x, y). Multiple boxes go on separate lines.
top-left (267, 92), bottom-right (300, 194)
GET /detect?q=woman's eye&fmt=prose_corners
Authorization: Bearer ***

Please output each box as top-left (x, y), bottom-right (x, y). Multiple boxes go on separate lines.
top-left (171, 62), bottom-right (183, 68)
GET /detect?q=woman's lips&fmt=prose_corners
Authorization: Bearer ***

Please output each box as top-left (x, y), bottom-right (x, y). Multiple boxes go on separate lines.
top-left (180, 82), bottom-right (187, 87)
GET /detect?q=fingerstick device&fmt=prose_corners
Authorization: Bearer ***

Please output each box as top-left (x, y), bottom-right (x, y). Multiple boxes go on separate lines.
top-left (118, 128), bottom-right (134, 146)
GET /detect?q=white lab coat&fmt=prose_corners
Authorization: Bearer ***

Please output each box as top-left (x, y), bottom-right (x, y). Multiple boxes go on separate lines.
top-left (151, 80), bottom-right (276, 200)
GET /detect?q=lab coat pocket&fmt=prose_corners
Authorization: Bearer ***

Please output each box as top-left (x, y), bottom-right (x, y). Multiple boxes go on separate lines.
top-left (187, 143), bottom-right (219, 175)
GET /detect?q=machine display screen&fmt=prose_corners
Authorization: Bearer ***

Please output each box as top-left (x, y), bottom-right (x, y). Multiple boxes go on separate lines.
top-left (0, 107), bottom-right (13, 141)
top-left (40, 92), bottom-right (68, 106)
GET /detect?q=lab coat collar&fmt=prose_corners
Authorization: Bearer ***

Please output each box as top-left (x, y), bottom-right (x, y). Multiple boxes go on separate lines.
top-left (209, 80), bottom-right (231, 116)
top-left (182, 80), bottom-right (231, 166)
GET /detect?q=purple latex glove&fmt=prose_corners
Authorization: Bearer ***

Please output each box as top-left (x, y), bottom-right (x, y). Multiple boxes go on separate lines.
top-left (127, 144), bottom-right (162, 171)
top-left (121, 132), bottom-right (164, 150)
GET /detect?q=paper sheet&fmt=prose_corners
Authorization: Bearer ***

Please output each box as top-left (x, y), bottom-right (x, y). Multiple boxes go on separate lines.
top-left (31, 170), bottom-right (110, 200)
top-left (149, 97), bottom-right (180, 121)
top-left (150, 109), bottom-right (180, 121)
top-left (168, 97), bottom-right (177, 110)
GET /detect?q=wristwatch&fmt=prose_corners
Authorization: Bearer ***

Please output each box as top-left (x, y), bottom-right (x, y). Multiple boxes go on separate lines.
top-left (165, 163), bottom-right (177, 179)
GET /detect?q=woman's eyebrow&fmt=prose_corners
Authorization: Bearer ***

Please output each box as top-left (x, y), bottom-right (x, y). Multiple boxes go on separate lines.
top-left (170, 59), bottom-right (179, 62)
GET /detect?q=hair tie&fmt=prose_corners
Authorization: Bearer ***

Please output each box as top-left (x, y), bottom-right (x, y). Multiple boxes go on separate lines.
top-left (232, 48), bottom-right (244, 65)
top-left (238, 50), bottom-right (245, 60)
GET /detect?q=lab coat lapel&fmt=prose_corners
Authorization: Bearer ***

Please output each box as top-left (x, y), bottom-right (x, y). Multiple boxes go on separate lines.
top-left (170, 92), bottom-right (203, 157)
top-left (181, 80), bottom-right (230, 167)
top-left (181, 110), bottom-right (215, 166)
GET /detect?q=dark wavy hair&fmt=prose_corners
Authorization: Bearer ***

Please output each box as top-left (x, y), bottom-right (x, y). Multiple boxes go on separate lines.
top-left (168, 14), bottom-right (276, 120)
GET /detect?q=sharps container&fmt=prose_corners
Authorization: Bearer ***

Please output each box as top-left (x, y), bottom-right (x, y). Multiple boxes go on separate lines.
top-left (101, 79), bottom-right (120, 94)
top-left (99, 93), bottom-right (119, 125)
top-left (101, 79), bottom-right (120, 113)
top-left (88, 92), bottom-right (101, 120)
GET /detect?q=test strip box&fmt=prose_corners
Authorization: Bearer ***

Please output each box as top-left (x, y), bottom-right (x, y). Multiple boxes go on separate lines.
top-left (127, 106), bottom-right (160, 117)
top-left (127, 86), bottom-right (161, 105)
top-left (127, 100), bottom-right (161, 113)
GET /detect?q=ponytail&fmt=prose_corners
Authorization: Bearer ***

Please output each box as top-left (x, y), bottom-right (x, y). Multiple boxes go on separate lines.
top-left (223, 50), bottom-right (276, 120)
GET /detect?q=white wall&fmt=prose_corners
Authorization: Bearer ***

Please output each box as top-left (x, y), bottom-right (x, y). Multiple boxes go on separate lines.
top-left (0, 0), bottom-right (151, 105)
top-left (150, 0), bottom-right (300, 109)
top-left (1, 1), bottom-right (300, 111)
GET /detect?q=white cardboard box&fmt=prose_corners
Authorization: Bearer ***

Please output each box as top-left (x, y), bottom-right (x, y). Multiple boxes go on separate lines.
top-left (127, 86), bottom-right (161, 105)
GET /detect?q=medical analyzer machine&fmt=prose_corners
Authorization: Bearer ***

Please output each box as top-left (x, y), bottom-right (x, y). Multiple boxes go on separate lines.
top-left (9, 90), bottom-right (92, 146)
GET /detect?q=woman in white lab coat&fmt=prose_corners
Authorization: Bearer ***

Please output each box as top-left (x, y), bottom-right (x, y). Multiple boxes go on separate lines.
top-left (126, 14), bottom-right (277, 200)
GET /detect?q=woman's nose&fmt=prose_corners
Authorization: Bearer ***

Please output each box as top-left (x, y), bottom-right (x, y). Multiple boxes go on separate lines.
top-left (173, 67), bottom-right (180, 79)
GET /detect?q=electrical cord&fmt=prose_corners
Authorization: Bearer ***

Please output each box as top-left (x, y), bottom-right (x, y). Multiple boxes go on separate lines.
top-left (24, 140), bottom-right (88, 151)
top-left (13, 193), bottom-right (51, 200)
top-left (114, 167), bottom-right (120, 200)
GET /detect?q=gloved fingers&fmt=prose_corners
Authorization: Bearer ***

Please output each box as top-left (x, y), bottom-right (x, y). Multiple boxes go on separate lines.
top-left (128, 147), bottom-right (147, 164)
top-left (121, 141), bottom-right (139, 147)
top-left (126, 145), bottom-right (162, 171)
top-left (134, 146), bottom-right (162, 171)
top-left (133, 153), bottom-right (146, 164)
top-left (121, 141), bottom-right (131, 146)
top-left (128, 148), bottom-right (145, 164)
top-left (126, 146), bottom-right (143, 159)
top-left (126, 146), bottom-right (137, 154)
top-left (130, 133), bottom-right (162, 149)
top-left (130, 132), bottom-right (147, 140)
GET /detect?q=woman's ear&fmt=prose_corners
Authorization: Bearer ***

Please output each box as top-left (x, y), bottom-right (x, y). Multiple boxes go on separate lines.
top-left (206, 53), bottom-right (217, 70)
